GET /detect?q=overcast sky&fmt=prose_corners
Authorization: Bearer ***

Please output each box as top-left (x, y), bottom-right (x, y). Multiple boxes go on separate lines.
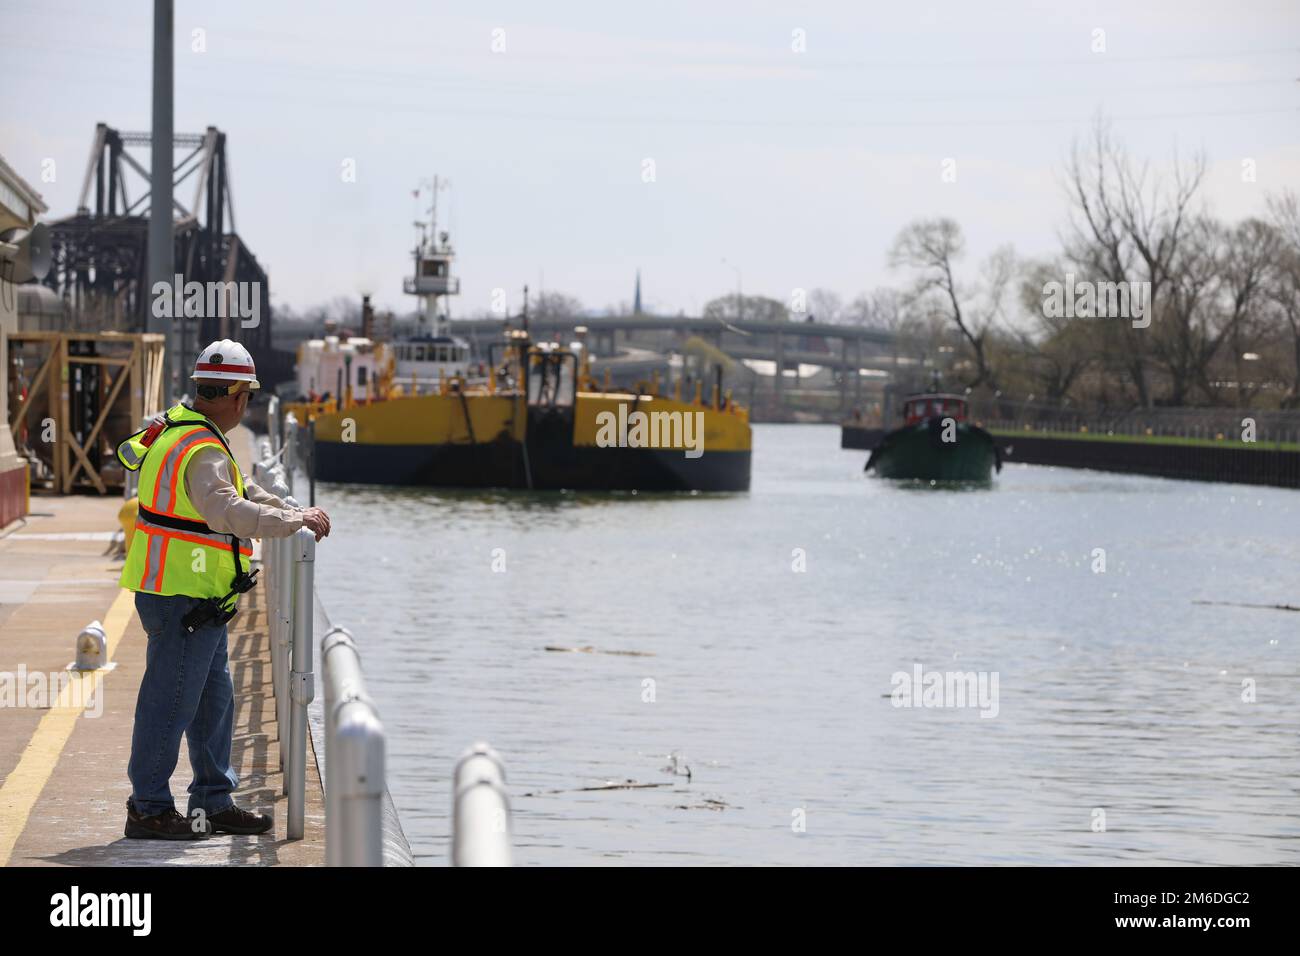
top-left (5, 0), bottom-right (1298, 320)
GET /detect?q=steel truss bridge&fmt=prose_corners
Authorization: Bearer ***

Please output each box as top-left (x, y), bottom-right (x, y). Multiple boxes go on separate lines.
top-left (42, 123), bottom-right (284, 385)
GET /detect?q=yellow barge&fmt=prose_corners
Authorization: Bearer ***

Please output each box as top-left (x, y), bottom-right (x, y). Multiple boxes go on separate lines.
top-left (284, 331), bottom-right (752, 492)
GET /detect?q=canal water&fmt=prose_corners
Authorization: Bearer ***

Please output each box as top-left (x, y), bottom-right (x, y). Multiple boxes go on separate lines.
top-left (311, 424), bottom-right (1300, 866)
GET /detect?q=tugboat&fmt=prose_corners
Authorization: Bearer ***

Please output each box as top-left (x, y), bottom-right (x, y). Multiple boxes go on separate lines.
top-left (282, 181), bottom-right (752, 492)
top-left (865, 386), bottom-right (1000, 482)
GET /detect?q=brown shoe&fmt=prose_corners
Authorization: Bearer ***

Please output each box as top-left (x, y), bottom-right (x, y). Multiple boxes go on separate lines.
top-left (124, 798), bottom-right (207, 840)
top-left (205, 803), bottom-right (273, 836)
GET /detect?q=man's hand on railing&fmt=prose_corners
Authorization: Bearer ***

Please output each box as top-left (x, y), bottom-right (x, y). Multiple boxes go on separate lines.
top-left (301, 507), bottom-right (332, 541)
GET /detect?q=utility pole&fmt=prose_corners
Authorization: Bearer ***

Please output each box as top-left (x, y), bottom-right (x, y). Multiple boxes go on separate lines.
top-left (148, 0), bottom-right (175, 400)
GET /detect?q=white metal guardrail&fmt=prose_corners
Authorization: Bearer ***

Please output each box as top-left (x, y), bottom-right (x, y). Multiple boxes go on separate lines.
top-left (321, 626), bottom-right (385, 866)
top-left (257, 407), bottom-right (421, 864)
top-left (267, 402), bottom-right (511, 865)
top-left (452, 744), bottom-right (512, 867)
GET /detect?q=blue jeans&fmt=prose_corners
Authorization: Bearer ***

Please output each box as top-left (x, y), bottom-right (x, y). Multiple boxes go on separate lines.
top-left (127, 591), bottom-right (238, 817)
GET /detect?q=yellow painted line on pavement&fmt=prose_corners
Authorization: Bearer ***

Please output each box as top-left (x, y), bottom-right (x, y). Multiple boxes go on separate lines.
top-left (0, 587), bottom-right (135, 866)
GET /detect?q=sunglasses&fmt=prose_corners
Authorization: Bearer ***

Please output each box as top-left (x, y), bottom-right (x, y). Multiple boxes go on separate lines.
top-left (196, 382), bottom-right (256, 401)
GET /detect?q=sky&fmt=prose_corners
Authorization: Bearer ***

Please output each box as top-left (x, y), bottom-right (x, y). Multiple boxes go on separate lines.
top-left (4, 0), bottom-right (1298, 320)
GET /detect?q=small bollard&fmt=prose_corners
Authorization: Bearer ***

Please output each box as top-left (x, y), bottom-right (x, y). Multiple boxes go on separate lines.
top-left (74, 621), bottom-right (107, 671)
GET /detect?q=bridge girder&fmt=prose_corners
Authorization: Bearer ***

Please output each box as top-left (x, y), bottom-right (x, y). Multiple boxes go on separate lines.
top-left (43, 123), bottom-right (276, 382)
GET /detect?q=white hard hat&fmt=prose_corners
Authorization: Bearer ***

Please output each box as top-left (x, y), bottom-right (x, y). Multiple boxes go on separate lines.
top-left (192, 339), bottom-right (260, 388)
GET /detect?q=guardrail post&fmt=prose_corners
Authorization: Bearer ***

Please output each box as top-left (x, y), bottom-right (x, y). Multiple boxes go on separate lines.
top-left (284, 411), bottom-right (299, 495)
top-left (253, 455), bottom-right (282, 766)
top-left (279, 492), bottom-right (303, 782)
top-left (268, 396), bottom-right (281, 452)
top-left (452, 743), bottom-right (511, 867)
top-left (266, 468), bottom-right (292, 767)
top-left (322, 627), bottom-right (385, 866)
top-left (263, 469), bottom-right (277, 709)
top-left (287, 524), bottom-right (315, 840)
top-left (278, 528), bottom-right (293, 765)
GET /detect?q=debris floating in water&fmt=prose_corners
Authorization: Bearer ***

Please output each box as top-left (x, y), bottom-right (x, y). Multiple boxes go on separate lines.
top-left (674, 797), bottom-right (733, 811)
top-left (521, 779), bottom-right (674, 797)
top-left (1193, 600), bottom-right (1299, 613)
top-left (544, 645), bottom-right (655, 656)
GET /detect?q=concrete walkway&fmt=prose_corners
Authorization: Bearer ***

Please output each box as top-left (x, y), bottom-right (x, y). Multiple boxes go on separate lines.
top-left (0, 427), bottom-right (325, 866)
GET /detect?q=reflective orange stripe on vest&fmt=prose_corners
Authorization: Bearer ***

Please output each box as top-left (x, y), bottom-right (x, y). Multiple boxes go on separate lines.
top-left (134, 521), bottom-right (253, 592)
top-left (150, 429), bottom-right (225, 517)
top-left (138, 526), bottom-right (171, 592)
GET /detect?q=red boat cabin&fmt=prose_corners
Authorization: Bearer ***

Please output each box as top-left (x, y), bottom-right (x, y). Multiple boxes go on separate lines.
top-left (903, 394), bottom-right (968, 425)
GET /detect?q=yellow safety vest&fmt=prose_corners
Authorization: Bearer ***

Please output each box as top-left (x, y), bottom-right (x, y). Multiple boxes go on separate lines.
top-left (117, 404), bottom-right (253, 608)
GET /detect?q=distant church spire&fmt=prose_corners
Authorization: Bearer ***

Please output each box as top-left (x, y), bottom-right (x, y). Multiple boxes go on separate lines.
top-left (634, 269), bottom-right (642, 315)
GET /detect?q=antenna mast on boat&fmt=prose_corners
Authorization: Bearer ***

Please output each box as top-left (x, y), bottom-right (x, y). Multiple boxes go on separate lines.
top-left (404, 176), bottom-right (459, 337)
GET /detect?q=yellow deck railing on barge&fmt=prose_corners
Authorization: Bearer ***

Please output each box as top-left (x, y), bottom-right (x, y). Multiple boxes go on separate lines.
top-left (284, 349), bottom-right (750, 428)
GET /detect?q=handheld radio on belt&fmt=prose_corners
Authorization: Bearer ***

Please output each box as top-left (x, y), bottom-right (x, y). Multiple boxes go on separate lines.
top-left (179, 522), bottom-right (260, 633)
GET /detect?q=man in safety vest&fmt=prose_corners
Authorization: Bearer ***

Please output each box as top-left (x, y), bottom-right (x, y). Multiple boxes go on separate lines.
top-left (117, 339), bottom-right (331, 840)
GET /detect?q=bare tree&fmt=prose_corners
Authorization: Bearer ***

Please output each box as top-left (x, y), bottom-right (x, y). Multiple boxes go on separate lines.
top-left (1204, 219), bottom-right (1281, 406)
top-left (530, 290), bottom-right (584, 320)
top-left (702, 293), bottom-right (789, 323)
top-left (842, 288), bottom-right (908, 330)
top-left (1267, 191), bottom-right (1300, 407)
top-left (1062, 117), bottom-right (1206, 406)
top-left (841, 292), bottom-right (873, 327)
top-left (274, 295), bottom-right (364, 329)
top-left (1150, 216), bottom-right (1223, 405)
top-left (1012, 258), bottom-right (1097, 402)
top-left (859, 288), bottom-right (901, 330)
top-left (806, 288), bottom-right (844, 324)
top-left (888, 218), bottom-right (1009, 390)
top-left (846, 287), bottom-right (937, 381)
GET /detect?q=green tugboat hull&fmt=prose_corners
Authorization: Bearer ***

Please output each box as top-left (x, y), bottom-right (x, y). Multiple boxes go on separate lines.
top-left (868, 422), bottom-right (1000, 482)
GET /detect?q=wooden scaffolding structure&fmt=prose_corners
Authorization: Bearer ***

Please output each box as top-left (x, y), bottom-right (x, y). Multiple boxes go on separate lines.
top-left (6, 332), bottom-right (166, 494)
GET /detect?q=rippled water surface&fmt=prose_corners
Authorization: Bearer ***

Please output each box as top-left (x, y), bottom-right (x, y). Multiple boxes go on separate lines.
top-left (310, 424), bottom-right (1300, 865)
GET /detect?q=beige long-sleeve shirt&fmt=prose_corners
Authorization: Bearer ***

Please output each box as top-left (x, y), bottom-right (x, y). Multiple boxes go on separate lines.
top-left (183, 445), bottom-right (305, 540)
